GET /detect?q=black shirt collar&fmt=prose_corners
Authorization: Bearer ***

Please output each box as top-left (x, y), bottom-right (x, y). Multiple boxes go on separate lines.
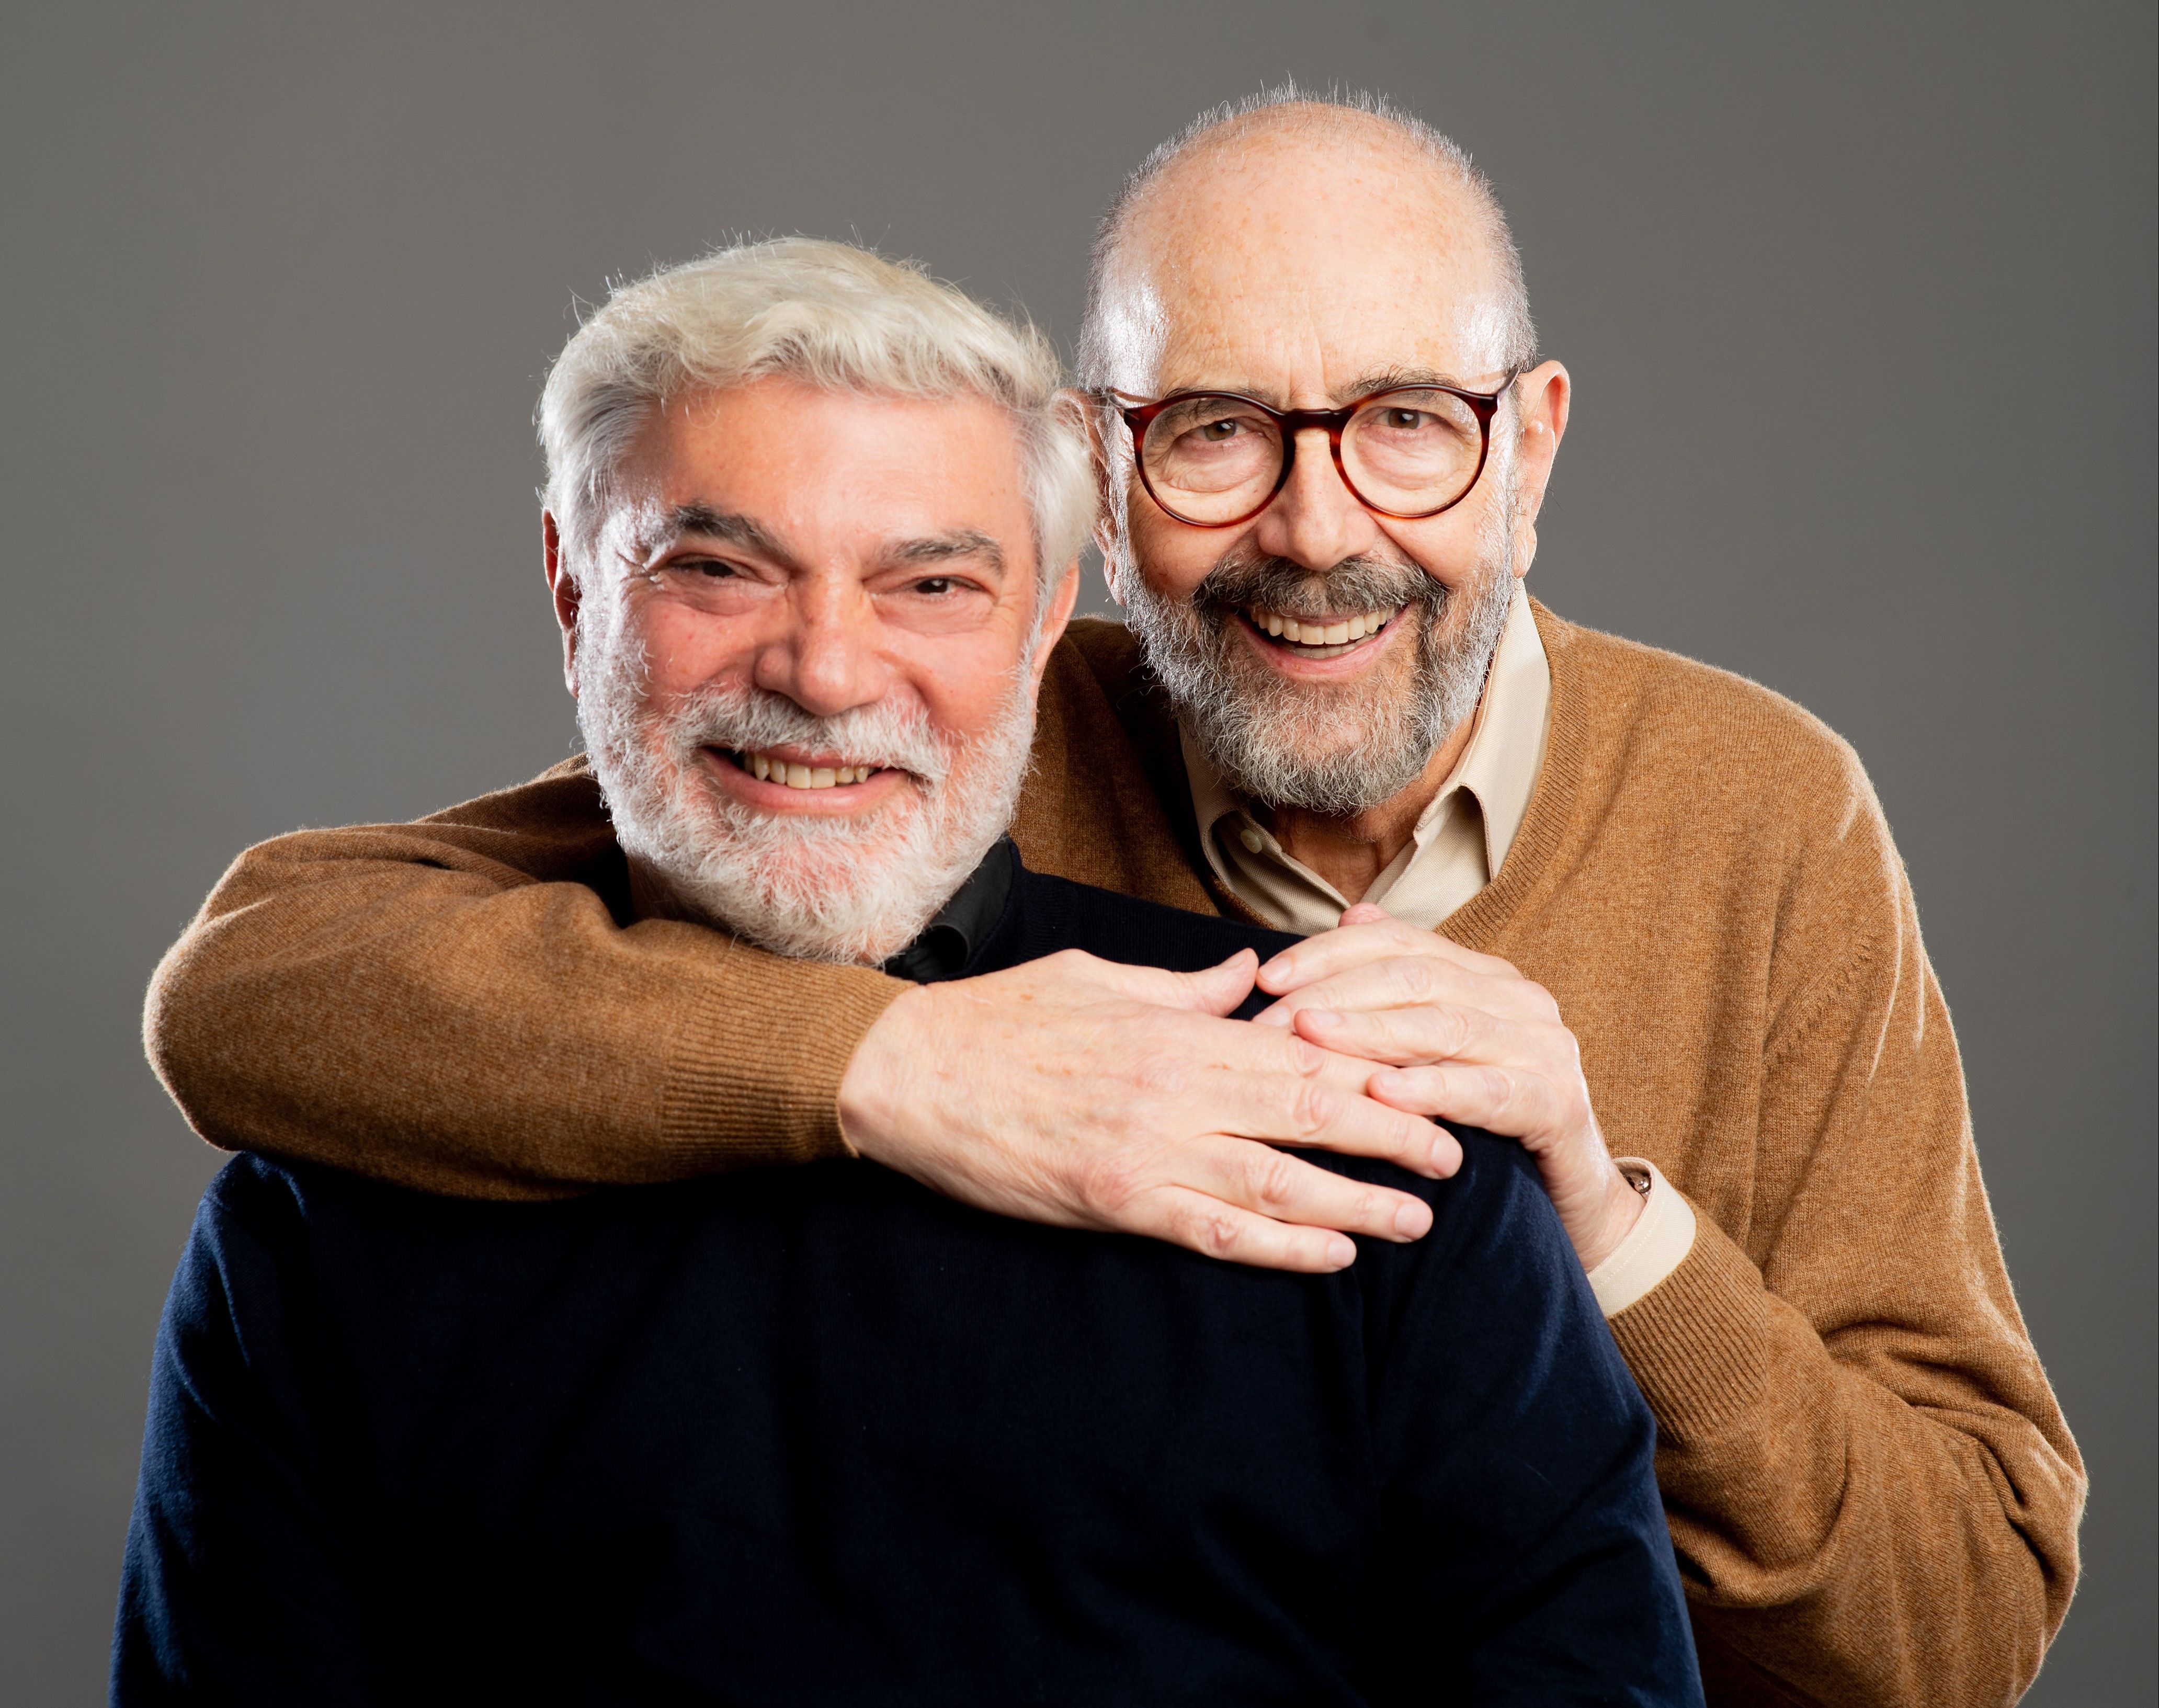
top-left (878, 839), bottom-right (1018, 985)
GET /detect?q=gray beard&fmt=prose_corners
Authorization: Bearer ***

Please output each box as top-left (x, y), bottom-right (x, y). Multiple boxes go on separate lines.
top-left (575, 612), bottom-right (1036, 965)
top-left (1118, 525), bottom-right (1519, 819)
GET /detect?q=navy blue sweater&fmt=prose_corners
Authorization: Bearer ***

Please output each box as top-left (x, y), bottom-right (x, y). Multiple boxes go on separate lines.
top-left (115, 858), bottom-right (1701, 1705)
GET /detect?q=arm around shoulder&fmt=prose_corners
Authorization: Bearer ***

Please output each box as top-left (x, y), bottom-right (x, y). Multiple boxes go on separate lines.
top-left (144, 765), bottom-right (908, 1198)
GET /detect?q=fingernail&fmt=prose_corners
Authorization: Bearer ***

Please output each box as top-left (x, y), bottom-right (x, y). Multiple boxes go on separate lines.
top-left (1253, 1005), bottom-right (1291, 1028)
top-left (1393, 1201), bottom-right (1429, 1239)
top-left (1302, 1009), bottom-right (1342, 1029)
top-left (1324, 1235), bottom-right (1357, 1270)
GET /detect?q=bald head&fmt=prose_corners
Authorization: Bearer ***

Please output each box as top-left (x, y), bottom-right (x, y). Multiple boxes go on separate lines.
top-left (1076, 89), bottom-right (1535, 398)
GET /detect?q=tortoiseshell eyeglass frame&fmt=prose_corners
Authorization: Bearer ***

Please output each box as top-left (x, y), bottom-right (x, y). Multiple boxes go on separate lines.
top-left (1102, 378), bottom-right (1517, 529)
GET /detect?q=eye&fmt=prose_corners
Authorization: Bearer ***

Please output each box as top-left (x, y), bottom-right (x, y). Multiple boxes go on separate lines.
top-left (1384, 408), bottom-right (1431, 430)
top-left (913, 576), bottom-right (958, 596)
top-left (684, 557), bottom-right (743, 579)
top-left (1197, 419), bottom-right (1243, 442)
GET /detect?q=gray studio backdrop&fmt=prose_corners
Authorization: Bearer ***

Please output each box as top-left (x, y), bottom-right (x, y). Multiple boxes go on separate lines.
top-left (4, 3), bottom-right (2152, 1700)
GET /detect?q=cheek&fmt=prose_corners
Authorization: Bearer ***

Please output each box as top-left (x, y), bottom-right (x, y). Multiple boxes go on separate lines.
top-left (1389, 512), bottom-right (1494, 596)
top-left (897, 635), bottom-right (1024, 744)
top-left (1127, 505), bottom-right (1226, 600)
top-left (625, 598), bottom-right (759, 701)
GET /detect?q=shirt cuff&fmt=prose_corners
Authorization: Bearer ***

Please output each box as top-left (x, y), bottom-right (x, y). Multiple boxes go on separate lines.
top-left (1586, 1158), bottom-right (1697, 1319)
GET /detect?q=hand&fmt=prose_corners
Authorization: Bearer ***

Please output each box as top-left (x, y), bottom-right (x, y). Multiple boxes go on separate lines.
top-left (1250, 905), bottom-right (1643, 1272)
top-left (836, 948), bottom-right (1463, 1273)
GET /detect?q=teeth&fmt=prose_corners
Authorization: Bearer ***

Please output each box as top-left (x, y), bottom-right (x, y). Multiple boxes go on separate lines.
top-left (742, 751), bottom-right (877, 790)
top-left (1250, 608), bottom-right (1399, 649)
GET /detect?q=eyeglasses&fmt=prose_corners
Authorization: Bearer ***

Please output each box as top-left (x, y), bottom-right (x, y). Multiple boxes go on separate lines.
top-left (1106, 379), bottom-right (1515, 529)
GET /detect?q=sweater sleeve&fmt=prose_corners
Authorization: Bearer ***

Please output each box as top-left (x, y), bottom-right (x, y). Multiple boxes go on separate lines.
top-left (1606, 789), bottom-right (2085, 1706)
top-left (143, 766), bottom-right (907, 1198)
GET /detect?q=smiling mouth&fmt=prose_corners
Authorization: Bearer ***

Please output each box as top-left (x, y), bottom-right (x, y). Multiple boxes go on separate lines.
top-left (1243, 605), bottom-right (1407, 658)
top-left (720, 748), bottom-right (889, 791)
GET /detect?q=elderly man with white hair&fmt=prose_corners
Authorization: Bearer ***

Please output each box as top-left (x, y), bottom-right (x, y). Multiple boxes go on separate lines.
top-left (145, 89), bottom-right (2082, 1705)
top-left (116, 240), bottom-right (1702, 1705)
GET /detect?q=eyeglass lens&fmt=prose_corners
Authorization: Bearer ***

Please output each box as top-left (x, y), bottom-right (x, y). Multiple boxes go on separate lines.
top-left (1139, 390), bottom-right (1487, 524)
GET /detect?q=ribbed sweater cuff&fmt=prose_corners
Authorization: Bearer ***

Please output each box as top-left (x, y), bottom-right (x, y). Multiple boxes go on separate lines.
top-left (660, 953), bottom-right (911, 1168)
top-left (1606, 1208), bottom-right (1772, 1446)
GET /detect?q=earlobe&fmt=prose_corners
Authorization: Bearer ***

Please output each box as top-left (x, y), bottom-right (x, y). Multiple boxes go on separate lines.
top-left (543, 511), bottom-right (582, 696)
top-left (1029, 562), bottom-right (1084, 688)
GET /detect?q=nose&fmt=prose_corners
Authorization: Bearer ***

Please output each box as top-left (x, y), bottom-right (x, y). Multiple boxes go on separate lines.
top-left (1249, 426), bottom-right (1382, 571)
top-left (752, 576), bottom-right (893, 718)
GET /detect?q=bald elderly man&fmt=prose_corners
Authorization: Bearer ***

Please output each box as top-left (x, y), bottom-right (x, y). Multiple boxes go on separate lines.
top-left (147, 88), bottom-right (2081, 1705)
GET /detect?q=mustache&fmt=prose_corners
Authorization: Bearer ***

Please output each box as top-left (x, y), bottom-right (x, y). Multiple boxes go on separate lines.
top-left (663, 680), bottom-right (955, 784)
top-left (1187, 551), bottom-right (1449, 624)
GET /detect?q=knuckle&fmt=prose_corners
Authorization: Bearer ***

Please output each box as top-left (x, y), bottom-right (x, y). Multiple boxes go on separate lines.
top-left (1130, 1050), bottom-right (1192, 1100)
top-left (1075, 1151), bottom-right (1145, 1214)
top-left (1247, 1147), bottom-right (1302, 1211)
top-left (1397, 958), bottom-right (1442, 1002)
top-left (1285, 1035), bottom-right (1330, 1076)
top-left (1288, 1080), bottom-right (1340, 1136)
top-left (1175, 1204), bottom-right (1244, 1259)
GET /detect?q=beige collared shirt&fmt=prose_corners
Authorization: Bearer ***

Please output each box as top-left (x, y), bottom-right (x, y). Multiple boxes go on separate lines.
top-left (1181, 586), bottom-right (1695, 1317)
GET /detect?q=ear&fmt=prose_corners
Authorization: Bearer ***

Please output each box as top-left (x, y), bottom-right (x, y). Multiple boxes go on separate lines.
top-left (1072, 391), bottom-right (1132, 607)
top-left (543, 511), bottom-right (582, 696)
top-left (1026, 561), bottom-right (1084, 695)
top-left (1509, 360), bottom-right (1571, 578)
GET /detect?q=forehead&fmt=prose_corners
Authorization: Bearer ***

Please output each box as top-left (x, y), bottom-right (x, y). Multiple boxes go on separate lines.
top-left (1122, 127), bottom-right (1503, 399)
top-left (623, 377), bottom-right (1030, 543)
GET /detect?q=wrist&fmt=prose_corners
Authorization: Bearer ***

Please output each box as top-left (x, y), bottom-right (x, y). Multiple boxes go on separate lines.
top-left (1573, 1160), bottom-right (1648, 1272)
top-left (837, 982), bottom-right (936, 1160)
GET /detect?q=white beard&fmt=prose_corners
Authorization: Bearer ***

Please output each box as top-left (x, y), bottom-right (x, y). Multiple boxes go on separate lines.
top-left (576, 617), bottom-right (1037, 966)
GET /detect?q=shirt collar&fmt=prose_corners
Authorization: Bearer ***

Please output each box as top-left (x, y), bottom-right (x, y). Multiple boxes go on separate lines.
top-left (879, 837), bottom-right (1018, 984)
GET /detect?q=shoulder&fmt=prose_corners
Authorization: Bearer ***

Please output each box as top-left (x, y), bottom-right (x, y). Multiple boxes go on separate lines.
top-left (1012, 866), bottom-right (1296, 984)
top-left (1535, 601), bottom-right (1900, 896)
top-left (1333, 1132), bottom-right (1567, 1278)
top-left (1054, 616), bottom-right (1151, 700)
top-left (1540, 603), bottom-right (1875, 810)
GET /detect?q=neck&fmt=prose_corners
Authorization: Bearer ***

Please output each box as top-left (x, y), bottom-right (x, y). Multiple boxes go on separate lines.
top-left (1255, 712), bottom-right (1476, 905)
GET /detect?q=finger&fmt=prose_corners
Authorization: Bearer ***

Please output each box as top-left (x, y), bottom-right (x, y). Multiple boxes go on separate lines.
top-left (1256, 921), bottom-right (1517, 997)
top-left (1194, 1057), bottom-right (1463, 1179)
top-left (1292, 1002), bottom-right (1528, 1069)
top-left (1337, 902), bottom-right (1393, 927)
top-left (1178, 1136), bottom-right (1434, 1243)
top-left (1256, 954), bottom-right (1553, 1031)
top-left (1366, 1062), bottom-right (1566, 1147)
top-left (1060, 948), bottom-right (1260, 1017)
top-left (1121, 1186), bottom-right (1360, 1273)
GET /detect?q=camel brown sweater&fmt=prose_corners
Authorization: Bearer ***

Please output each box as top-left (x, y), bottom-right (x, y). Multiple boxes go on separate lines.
top-left (145, 604), bottom-right (2082, 1706)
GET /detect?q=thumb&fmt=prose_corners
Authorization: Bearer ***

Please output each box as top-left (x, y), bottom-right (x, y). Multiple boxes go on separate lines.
top-left (1339, 902), bottom-right (1392, 927)
top-left (1082, 949), bottom-right (1259, 1016)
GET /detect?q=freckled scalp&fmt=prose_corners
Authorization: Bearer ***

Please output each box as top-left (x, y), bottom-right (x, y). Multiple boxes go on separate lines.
top-left (1075, 82), bottom-right (1537, 396)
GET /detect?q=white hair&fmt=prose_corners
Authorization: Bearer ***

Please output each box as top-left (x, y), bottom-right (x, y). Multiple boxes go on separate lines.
top-left (539, 236), bottom-right (1095, 594)
top-left (1075, 81), bottom-right (1538, 392)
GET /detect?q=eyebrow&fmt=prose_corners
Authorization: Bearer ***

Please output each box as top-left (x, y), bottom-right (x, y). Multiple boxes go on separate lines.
top-left (664, 504), bottom-right (791, 561)
top-left (889, 529), bottom-right (1006, 575)
top-left (650, 508), bottom-right (1005, 578)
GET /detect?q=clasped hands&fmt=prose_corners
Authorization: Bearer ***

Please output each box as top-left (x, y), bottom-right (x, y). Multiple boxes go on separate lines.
top-left (838, 904), bottom-right (1645, 1274)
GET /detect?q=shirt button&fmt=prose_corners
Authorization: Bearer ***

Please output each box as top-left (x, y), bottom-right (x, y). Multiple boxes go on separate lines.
top-left (1237, 825), bottom-right (1265, 853)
